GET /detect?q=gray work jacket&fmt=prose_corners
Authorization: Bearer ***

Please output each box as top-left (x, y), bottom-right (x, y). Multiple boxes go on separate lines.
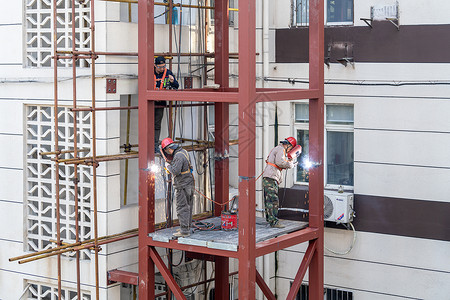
top-left (167, 147), bottom-right (194, 188)
top-left (262, 144), bottom-right (295, 184)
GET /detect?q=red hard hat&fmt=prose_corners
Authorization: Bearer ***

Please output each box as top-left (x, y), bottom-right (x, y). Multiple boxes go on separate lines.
top-left (285, 137), bottom-right (297, 147)
top-left (161, 137), bottom-right (174, 149)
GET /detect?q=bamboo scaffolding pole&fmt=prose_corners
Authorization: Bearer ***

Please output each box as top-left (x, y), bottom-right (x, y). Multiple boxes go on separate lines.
top-left (56, 55), bottom-right (95, 60)
top-left (52, 0), bottom-right (62, 298)
top-left (40, 148), bottom-right (90, 156)
top-left (57, 152), bottom-right (139, 165)
top-left (18, 232), bottom-right (138, 265)
top-left (11, 211), bottom-right (213, 264)
top-left (71, 106), bottom-right (138, 112)
top-left (10, 228), bottom-right (138, 262)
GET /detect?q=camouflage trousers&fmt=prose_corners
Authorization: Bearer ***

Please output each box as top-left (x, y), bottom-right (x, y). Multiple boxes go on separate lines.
top-left (263, 177), bottom-right (279, 226)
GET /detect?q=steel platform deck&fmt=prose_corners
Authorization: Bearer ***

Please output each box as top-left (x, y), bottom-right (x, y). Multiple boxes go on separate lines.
top-left (148, 217), bottom-right (308, 251)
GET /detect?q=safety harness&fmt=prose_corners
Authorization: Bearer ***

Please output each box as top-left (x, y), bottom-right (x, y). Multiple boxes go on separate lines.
top-left (154, 68), bottom-right (168, 90)
top-left (172, 149), bottom-right (194, 177)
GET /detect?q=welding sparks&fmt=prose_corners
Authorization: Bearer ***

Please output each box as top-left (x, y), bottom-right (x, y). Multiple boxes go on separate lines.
top-left (302, 159), bottom-right (320, 170)
top-left (149, 163), bottom-right (161, 173)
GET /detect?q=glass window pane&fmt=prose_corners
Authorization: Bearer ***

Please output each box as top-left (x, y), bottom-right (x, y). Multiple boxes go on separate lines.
top-left (326, 105), bottom-right (354, 125)
top-left (327, 0), bottom-right (353, 23)
top-left (295, 104), bottom-right (309, 123)
top-left (296, 0), bottom-right (309, 25)
top-left (327, 131), bottom-right (354, 186)
top-left (296, 130), bottom-right (310, 183)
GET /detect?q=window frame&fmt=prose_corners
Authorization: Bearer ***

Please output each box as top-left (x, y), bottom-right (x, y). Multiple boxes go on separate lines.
top-left (293, 102), bottom-right (354, 190)
top-left (293, 0), bottom-right (354, 27)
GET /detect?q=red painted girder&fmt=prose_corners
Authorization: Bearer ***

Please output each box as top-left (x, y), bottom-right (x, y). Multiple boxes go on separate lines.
top-left (146, 237), bottom-right (240, 258)
top-left (107, 270), bottom-right (138, 285)
top-left (146, 90), bottom-right (239, 103)
top-left (256, 270), bottom-right (276, 300)
top-left (149, 247), bottom-right (186, 300)
top-left (286, 240), bottom-right (317, 300)
top-left (255, 227), bottom-right (319, 257)
top-left (255, 89), bottom-right (320, 102)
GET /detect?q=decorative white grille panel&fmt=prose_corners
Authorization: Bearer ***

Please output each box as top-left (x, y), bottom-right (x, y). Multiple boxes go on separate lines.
top-left (25, 281), bottom-right (91, 300)
top-left (26, 105), bottom-right (93, 260)
top-left (25, 0), bottom-right (91, 68)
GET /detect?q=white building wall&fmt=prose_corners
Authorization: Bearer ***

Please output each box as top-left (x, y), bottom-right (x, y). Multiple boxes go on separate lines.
top-left (267, 1), bottom-right (450, 299)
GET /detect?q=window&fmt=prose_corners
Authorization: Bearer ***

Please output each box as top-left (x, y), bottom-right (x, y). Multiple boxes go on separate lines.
top-left (294, 0), bottom-right (353, 26)
top-left (295, 0), bottom-right (309, 26)
top-left (294, 283), bottom-right (354, 300)
top-left (25, 0), bottom-right (91, 67)
top-left (327, 0), bottom-right (353, 24)
top-left (294, 103), bottom-right (354, 187)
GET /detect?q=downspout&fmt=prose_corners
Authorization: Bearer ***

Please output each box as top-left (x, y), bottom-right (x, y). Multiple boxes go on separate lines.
top-left (262, 0), bottom-right (274, 296)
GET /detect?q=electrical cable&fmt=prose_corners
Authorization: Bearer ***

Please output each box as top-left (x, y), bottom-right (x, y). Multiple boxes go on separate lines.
top-left (324, 222), bottom-right (357, 255)
top-left (171, 250), bottom-right (184, 267)
top-left (192, 220), bottom-right (218, 231)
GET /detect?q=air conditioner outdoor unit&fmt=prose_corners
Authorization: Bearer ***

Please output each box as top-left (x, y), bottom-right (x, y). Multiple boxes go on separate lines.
top-left (324, 191), bottom-right (354, 223)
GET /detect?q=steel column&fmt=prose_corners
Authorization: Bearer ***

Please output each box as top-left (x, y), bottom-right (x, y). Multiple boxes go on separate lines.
top-left (238, 0), bottom-right (257, 298)
top-left (138, 0), bottom-right (156, 298)
top-left (308, 0), bottom-right (325, 299)
top-left (214, 0), bottom-right (230, 298)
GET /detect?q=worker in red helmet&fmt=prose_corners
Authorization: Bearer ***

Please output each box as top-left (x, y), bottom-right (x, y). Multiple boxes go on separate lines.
top-left (262, 137), bottom-right (299, 228)
top-left (160, 137), bottom-right (194, 237)
top-left (154, 56), bottom-right (179, 152)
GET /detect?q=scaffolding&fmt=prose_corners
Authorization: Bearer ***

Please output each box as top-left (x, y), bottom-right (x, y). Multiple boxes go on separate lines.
top-left (10, 0), bottom-right (324, 298)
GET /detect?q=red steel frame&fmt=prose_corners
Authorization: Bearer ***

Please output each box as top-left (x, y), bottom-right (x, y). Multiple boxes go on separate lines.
top-left (138, 0), bottom-right (324, 298)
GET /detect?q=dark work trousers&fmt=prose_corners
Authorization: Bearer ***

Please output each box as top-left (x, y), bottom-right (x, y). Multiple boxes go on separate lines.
top-left (175, 186), bottom-right (194, 234)
top-left (154, 107), bottom-right (164, 146)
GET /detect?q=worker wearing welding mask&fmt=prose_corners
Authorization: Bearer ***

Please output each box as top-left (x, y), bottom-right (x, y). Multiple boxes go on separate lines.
top-left (154, 56), bottom-right (179, 151)
top-left (160, 137), bottom-right (194, 237)
top-left (262, 137), bottom-right (300, 228)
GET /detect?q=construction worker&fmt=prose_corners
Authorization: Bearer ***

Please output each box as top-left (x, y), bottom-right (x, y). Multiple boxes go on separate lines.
top-left (154, 56), bottom-right (179, 151)
top-left (262, 137), bottom-right (298, 228)
top-left (160, 137), bottom-right (194, 237)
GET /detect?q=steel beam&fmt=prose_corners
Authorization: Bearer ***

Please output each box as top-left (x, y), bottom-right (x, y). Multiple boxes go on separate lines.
top-left (108, 270), bottom-right (139, 286)
top-left (255, 227), bottom-right (319, 257)
top-left (238, 0), bottom-right (257, 298)
top-left (146, 237), bottom-right (240, 258)
top-left (255, 89), bottom-right (320, 102)
top-left (138, 0), bottom-right (156, 298)
top-left (286, 240), bottom-right (317, 300)
top-left (308, 0), bottom-right (325, 299)
top-left (149, 247), bottom-right (186, 300)
top-left (256, 270), bottom-right (276, 300)
top-left (214, 0), bottom-right (230, 298)
top-left (146, 90), bottom-right (239, 103)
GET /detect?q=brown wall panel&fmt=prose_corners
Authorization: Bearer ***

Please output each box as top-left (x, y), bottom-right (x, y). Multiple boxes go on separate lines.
top-left (279, 188), bottom-right (450, 241)
top-left (276, 23), bottom-right (450, 63)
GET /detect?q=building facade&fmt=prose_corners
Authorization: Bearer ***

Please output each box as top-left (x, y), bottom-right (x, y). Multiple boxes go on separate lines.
top-left (0, 0), bottom-right (449, 299)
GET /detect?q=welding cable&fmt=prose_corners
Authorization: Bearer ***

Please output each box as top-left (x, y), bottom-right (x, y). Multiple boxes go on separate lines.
top-left (324, 222), bottom-right (357, 255)
top-left (192, 221), bottom-right (218, 232)
top-left (171, 251), bottom-right (184, 267)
